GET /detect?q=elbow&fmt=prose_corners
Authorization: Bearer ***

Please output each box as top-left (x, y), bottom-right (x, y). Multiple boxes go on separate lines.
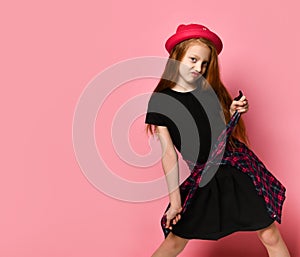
top-left (162, 147), bottom-right (178, 163)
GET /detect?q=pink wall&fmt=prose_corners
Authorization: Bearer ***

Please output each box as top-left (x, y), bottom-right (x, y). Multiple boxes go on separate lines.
top-left (1, 0), bottom-right (299, 256)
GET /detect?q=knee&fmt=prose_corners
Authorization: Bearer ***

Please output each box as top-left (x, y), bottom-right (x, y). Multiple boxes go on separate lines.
top-left (164, 233), bottom-right (188, 254)
top-left (257, 223), bottom-right (281, 247)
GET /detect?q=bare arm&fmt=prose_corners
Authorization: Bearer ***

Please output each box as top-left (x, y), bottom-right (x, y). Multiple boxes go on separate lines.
top-left (155, 125), bottom-right (182, 229)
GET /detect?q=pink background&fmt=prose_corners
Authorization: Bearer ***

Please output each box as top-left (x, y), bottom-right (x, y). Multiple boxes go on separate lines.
top-left (1, 0), bottom-right (299, 256)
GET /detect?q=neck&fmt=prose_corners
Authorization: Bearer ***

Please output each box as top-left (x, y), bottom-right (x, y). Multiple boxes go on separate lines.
top-left (172, 84), bottom-right (197, 92)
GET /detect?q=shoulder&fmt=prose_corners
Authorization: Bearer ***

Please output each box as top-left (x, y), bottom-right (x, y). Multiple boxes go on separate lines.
top-left (147, 88), bottom-right (174, 107)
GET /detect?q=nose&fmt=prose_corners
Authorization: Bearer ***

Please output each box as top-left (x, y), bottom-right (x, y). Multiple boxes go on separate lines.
top-left (194, 62), bottom-right (202, 74)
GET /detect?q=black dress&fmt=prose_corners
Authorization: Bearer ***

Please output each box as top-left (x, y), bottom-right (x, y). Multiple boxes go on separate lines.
top-left (145, 86), bottom-right (274, 240)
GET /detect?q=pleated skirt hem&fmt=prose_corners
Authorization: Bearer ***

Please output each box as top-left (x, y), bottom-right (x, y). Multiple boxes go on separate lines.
top-left (163, 164), bottom-right (275, 240)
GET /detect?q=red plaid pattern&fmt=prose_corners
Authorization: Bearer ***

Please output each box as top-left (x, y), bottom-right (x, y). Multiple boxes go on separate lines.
top-left (161, 111), bottom-right (286, 238)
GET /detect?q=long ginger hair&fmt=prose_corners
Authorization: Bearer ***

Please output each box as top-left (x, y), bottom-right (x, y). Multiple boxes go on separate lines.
top-left (146, 38), bottom-right (249, 146)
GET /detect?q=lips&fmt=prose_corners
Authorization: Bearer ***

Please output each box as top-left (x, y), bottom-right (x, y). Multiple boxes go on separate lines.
top-left (191, 72), bottom-right (200, 77)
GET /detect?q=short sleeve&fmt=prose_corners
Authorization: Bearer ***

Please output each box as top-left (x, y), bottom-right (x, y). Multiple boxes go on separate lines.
top-left (145, 93), bottom-right (168, 126)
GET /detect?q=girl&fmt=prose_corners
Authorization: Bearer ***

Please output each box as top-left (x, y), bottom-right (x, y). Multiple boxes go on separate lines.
top-left (145, 24), bottom-right (290, 257)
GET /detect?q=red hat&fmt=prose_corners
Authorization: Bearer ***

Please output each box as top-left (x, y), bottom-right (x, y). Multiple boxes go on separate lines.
top-left (165, 24), bottom-right (223, 55)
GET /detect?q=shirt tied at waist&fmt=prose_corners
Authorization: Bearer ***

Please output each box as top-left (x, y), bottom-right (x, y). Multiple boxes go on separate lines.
top-left (161, 111), bottom-right (286, 238)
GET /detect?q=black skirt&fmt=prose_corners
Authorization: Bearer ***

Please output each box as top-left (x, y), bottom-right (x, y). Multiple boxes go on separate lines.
top-left (167, 164), bottom-right (275, 240)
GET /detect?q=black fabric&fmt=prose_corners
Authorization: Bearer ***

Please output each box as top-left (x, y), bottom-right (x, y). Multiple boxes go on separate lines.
top-left (145, 87), bottom-right (224, 164)
top-left (145, 87), bottom-right (274, 240)
top-left (169, 165), bottom-right (274, 240)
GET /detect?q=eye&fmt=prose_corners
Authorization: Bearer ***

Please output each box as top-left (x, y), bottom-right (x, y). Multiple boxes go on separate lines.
top-left (190, 57), bottom-right (197, 63)
top-left (202, 61), bottom-right (209, 67)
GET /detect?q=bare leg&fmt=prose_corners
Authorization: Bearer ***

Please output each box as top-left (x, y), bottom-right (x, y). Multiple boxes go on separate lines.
top-left (151, 232), bottom-right (189, 257)
top-left (257, 222), bottom-right (290, 257)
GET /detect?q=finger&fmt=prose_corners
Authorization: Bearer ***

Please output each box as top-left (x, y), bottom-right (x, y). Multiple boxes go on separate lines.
top-left (231, 102), bottom-right (243, 109)
top-left (242, 103), bottom-right (249, 109)
top-left (239, 103), bottom-right (249, 109)
top-left (235, 101), bottom-right (246, 107)
top-left (234, 96), bottom-right (247, 104)
top-left (235, 103), bottom-right (248, 110)
top-left (237, 108), bottom-right (248, 113)
top-left (174, 214), bottom-right (181, 224)
top-left (241, 97), bottom-right (248, 107)
top-left (239, 95), bottom-right (246, 101)
top-left (242, 99), bottom-right (248, 106)
top-left (166, 219), bottom-right (170, 228)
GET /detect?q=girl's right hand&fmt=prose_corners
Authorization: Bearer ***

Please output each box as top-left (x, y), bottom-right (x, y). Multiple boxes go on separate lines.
top-left (165, 206), bottom-right (182, 230)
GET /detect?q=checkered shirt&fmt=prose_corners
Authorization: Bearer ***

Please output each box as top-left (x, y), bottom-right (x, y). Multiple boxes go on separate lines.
top-left (161, 111), bottom-right (286, 237)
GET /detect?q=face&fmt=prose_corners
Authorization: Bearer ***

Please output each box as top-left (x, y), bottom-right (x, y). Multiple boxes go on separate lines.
top-left (177, 43), bottom-right (211, 88)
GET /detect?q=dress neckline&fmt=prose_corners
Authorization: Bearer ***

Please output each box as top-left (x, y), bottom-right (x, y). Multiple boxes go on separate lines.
top-left (168, 86), bottom-right (199, 94)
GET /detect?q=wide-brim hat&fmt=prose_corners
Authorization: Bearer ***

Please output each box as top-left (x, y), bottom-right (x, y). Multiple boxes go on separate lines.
top-left (165, 23), bottom-right (223, 55)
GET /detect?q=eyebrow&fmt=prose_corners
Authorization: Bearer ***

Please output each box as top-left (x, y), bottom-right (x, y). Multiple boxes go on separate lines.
top-left (189, 53), bottom-right (210, 62)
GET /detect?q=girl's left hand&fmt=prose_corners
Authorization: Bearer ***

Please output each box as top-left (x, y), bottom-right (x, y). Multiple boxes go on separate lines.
top-left (230, 95), bottom-right (249, 116)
